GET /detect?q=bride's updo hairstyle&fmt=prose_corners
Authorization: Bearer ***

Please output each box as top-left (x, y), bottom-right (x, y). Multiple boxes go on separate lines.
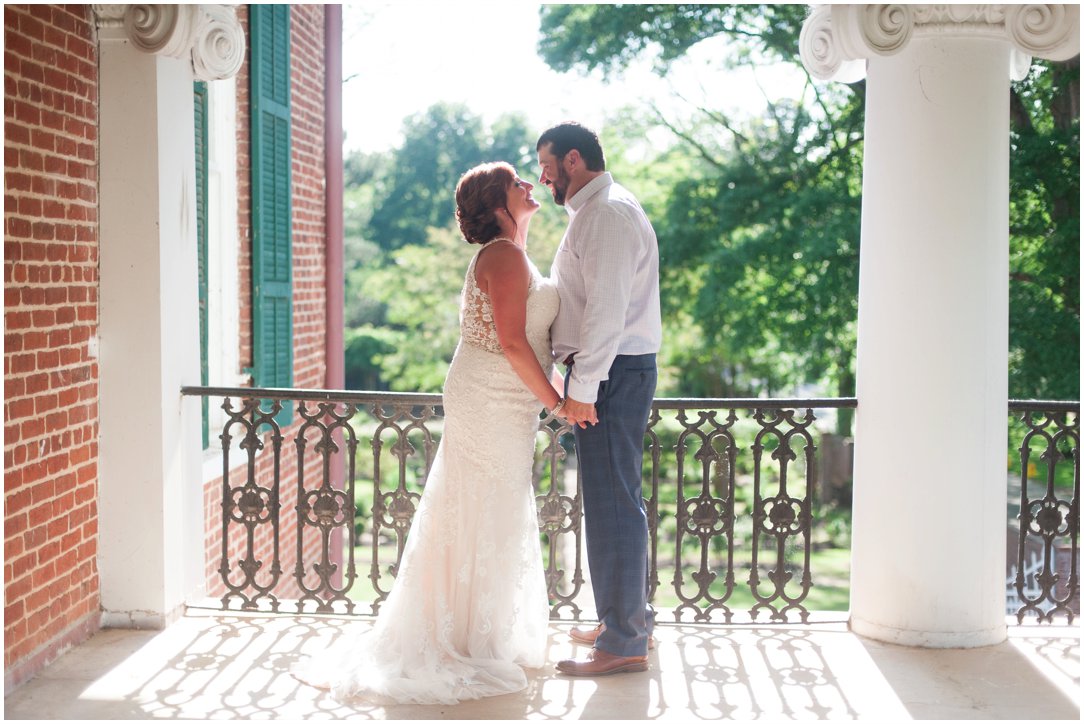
top-left (455, 161), bottom-right (516, 245)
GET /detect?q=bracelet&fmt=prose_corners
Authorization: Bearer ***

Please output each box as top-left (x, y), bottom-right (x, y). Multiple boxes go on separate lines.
top-left (540, 398), bottom-right (566, 426)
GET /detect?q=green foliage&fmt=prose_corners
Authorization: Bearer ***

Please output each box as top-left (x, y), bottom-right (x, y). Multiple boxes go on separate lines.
top-left (660, 96), bottom-right (863, 401)
top-left (366, 103), bottom-right (536, 251)
top-left (1009, 59), bottom-right (1080, 400)
top-left (538, 4), bottom-right (1078, 410)
top-left (342, 104), bottom-right (561, 390)
top-left (541, 4), bottom-right (862, 406)
top-left (344, 8), bottom-right (1078, 406)
top-left (363, 226), bottom-right (466, 392)
top-left (343, 325), bottom-right (395, 390)
top-left (537, 4), bottom-right (809, 75)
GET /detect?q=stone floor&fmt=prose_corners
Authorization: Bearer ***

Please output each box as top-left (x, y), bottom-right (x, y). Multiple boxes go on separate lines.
top-left (4, 610), bottom-right (1079, 720)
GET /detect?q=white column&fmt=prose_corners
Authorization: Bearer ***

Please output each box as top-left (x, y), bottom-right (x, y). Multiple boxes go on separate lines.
top-left (95, 4), bottom-right (244, 627)
top-left (801, 4), bottom-right (1079, 647)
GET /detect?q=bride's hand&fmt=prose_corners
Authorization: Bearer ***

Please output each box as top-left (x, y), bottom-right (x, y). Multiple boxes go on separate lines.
top-left (561, 397), bottom-right (597, 429)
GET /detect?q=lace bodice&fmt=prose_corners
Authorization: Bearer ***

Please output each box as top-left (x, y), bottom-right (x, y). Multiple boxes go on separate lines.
top-left (460, 242), bottom-right (559, 367)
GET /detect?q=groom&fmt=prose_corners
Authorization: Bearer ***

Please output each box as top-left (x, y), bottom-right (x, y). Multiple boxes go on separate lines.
top-left (537, 122), bottom-right (662, 676)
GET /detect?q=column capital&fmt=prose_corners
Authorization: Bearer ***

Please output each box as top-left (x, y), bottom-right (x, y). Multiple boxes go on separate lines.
top-left (93, 4), bottom-right (245, 81)
top-left (800, 4), bottom-right (1080, 83)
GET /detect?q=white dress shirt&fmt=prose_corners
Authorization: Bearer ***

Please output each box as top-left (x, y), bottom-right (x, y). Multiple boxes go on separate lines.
top-left (550, 173), bottom-right (662, 403)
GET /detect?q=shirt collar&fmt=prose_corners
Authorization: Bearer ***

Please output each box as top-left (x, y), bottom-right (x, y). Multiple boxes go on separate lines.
top-left (566, 172), bottom-right (613, 214)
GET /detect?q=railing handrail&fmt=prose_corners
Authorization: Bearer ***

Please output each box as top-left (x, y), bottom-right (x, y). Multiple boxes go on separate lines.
top-left (182, 385), bottom-right (859, 409)
top-left (181, 385), bottom-right (443, 404)
top-left (1008, 399), bottom-right (1081, 413)
top-left (182, 386), bottom-right (1081, 413)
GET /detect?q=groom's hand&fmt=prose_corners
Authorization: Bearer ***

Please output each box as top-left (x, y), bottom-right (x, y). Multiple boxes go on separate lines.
top-left (562, 396), bottom-right (597, 429)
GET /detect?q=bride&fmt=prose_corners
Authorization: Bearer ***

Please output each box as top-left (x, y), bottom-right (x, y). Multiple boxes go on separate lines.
top-left (293, 162), bottom-right (564, 704)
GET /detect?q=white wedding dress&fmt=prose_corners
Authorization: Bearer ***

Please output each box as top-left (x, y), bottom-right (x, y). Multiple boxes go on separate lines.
top-left (295, 242), bottom-right (558, 704)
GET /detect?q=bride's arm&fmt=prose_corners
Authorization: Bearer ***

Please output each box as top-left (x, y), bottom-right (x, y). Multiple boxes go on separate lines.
top-left (475, 243), bottom-right (563, 413)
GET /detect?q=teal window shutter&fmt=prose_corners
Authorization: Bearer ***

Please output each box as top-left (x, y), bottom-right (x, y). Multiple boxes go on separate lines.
top-left (250, 5), bottom-right (293, 426)
top-left (194, 80), bottom-right (210, 448)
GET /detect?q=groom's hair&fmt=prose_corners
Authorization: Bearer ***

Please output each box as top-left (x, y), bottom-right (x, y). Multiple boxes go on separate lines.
top-left (536, 122), bottom-right (606, 172)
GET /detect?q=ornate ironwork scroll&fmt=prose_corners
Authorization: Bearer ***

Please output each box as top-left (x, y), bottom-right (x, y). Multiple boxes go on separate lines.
top-left (293, 400), bottom-right (359, 613)
top-left (188, 387), bottom-right (874, 624)
top-left (367, 399), bottom-right (441, 614)
top-left (671, 408), bottom-right (739, 623)
top-left (749, 407), bottom-right (816, 623)
top-left (1012, 402), bottom-right (1079, 623)
top-left (219, 396), bottom-right (283, 611)
top-left (535, 419), bottom-right (583, 618)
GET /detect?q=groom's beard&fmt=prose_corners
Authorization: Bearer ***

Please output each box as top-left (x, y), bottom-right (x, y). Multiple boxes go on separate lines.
top-left (551, 168), bottom-right (571, 206)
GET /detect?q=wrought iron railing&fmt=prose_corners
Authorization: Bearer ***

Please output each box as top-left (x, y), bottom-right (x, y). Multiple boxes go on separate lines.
top-left (182, 387), bottom-right (1078, 625)
top-left (1008, 400), bottom-right (1079, 623)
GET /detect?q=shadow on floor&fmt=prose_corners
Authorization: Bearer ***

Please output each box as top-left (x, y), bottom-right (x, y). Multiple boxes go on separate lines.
top-left (4, 614), bottom-right (1079, 720)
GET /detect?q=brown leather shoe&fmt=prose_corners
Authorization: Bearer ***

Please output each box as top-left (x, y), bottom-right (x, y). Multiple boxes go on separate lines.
top-left (556, 647), bottom-right (648, 676)
top-left (569, 623), bottom-right (654, 650)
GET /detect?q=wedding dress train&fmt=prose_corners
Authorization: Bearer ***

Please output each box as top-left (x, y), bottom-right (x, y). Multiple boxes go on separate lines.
top-left (294, 243), bottom-right (558, 704)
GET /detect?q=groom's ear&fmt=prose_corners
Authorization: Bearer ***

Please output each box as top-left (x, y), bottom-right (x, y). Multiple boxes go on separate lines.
top-left (565, 149), bottom-right (581, 170)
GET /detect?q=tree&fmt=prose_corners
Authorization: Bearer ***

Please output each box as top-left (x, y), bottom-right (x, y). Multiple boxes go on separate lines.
top-left (342, 105), bottom-right (566, 390)
top-left (1009, 58), bottom-right (1080, 400)
top-left (362, 226), bottom-right (466, 392)
top-left (538, 4), bottom-right (808, 75)
top-left (366, 103), bottom-right (536, 251)
top-left (537, 4), bottom-right (1079, 416)
top-left (540, 4), bottom-right (862, 426)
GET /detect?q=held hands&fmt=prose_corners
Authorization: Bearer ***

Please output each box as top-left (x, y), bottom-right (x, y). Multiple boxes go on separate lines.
top-left (560, 396), bottom-right (597, 429)
top-left (545, 372), bottom-right (596, 429)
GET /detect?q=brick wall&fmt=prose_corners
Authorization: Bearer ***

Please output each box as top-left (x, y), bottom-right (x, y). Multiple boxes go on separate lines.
top-left (203, 5), bottom-right (328, 603)
top-left (3, 5), bottom-right (332, 682)
top-left (3, 4), bottom-right (100, 686)
top-left (235, 5), bottom-right (252, 373)
top-left (289, 6), bottom-right (328, 392)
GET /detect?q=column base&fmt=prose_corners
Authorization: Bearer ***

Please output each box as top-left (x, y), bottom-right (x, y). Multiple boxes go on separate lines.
top-left (101, 602), bottom-right (185, 631)
top-left (850, 614), bottom-right (1006, 648)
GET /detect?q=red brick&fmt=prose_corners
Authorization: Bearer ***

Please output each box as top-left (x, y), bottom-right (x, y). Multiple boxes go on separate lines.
top-left (38, 539), bottom-right (59, 563)
top-left (13, 98), bottom-right (40, 126)
top-left (6, 572), bottom-right (32, 603)
top-left (23, 372), bottom-right (49, 395)
top-left (31, 221), bottom-right (54, 240)
top-left (29, 480), bottom-right (54, 504)
top-left (9, 353), bottom-right (36, 374)
top-left (10, 552), bottom-right (36, 580)
top-left (26, 501), bottom-right (52, 528)
top-left (46, 516), bottom-right (67, 540)
top-left (20, 285), bottom-right (44, 304)
top-left (7, 396), bottom-right (35, 419)
top-left (4, 598), bottom-right (25, 627)
top-left (30, 176), bottom-right (55, 199)
top-left (53, 223), bottom-right (75, 242)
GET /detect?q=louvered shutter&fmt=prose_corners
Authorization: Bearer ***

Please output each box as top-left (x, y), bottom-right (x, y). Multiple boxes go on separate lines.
top-left (194, 80), bottom-right (210, 448)
top-left (250, 5), bottom-right (293, 426)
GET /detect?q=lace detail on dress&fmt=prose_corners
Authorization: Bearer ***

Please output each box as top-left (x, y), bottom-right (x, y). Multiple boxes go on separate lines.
top-left (460, 241), bottom-right (526, 355)
top-left (292, 242), bottom-right (560, 706)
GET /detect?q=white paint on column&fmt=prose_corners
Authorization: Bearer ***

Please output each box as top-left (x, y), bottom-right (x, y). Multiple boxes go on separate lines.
top-left (849, 35), bottom-right (1011, 647)
top-left (99, 40), bottom-right (203, 626)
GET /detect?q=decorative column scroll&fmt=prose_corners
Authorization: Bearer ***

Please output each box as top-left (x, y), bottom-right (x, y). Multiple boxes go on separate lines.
top-left (800, 4), bottom-right (1080, 83)
top-left (93, 4), bottom-right (245, 81)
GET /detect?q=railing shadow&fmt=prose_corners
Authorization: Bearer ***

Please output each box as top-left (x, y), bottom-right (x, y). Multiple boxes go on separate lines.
top-left (7, 614), bottom-right (1080, 720)
top-left (855, 629), bottom-right (1081, 720)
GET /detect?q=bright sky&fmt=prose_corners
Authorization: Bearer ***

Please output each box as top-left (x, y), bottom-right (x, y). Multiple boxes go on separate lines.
top-left (340, 1), bottom-right (809, 155)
